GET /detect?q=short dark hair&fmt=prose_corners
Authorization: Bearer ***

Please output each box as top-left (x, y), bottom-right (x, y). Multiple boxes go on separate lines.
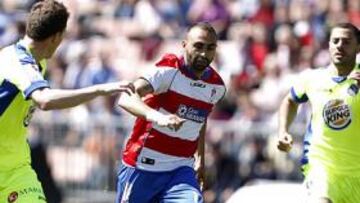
top-left (26, 0), bottom-right (69, 41)
top-left (188, 22), bottom-right (218, 40)
top-left (332, 23), bottom-right (360, 43)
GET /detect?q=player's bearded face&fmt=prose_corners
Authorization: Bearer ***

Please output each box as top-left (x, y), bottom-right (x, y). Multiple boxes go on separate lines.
top-left (189, 54), bottom-right (211, 71)
top-left (184, 29), bottom-right (217, 72)
top-left (329, 28), bottom-right (359, 66)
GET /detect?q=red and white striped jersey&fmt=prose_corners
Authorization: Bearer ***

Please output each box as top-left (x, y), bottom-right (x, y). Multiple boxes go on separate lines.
top-left (122, 54), bottom-right (226, 171)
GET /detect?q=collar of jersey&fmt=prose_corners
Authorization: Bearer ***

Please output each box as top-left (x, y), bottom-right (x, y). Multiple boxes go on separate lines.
top-left (332, 76), bottom-right (347, 83)
top-left (15, 39), bottom-right (46, 73)
top-left (15, 39), bottom-right (37, 65)
top-left (330, 64), bottom-right (360, 83)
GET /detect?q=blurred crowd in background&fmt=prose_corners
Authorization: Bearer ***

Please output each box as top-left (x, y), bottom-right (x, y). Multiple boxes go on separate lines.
top-left (1, 0), bottom-right (360, 202)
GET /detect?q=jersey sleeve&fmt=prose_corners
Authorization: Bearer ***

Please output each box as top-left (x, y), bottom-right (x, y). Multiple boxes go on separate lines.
top-left (9, 60), bottom-right (49, 100)
top-left (212, 85), bottom-right (226, 105)
top-left (290, 70), bottom-right (310, 103)
top-left (141, 67), bottom-right (178, 94)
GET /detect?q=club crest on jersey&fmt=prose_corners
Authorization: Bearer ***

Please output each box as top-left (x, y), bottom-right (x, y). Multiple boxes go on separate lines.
top-left (7, 191), bottom-right (18, 203)
top-left (176, 104), bottom-right (208, 123)
top-left (323, 99), bottom-right (352, 130)
top-left (210, 88), bottom-right (217, 102)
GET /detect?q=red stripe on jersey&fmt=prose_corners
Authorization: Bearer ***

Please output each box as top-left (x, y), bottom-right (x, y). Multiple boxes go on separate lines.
top-left (122, 96), bottom-right (160, 166)
top-left (155, 53), bottom-right (182, 69)
top-left (144, 129), bottom-right (199, 157)
top-left (122, 118), bottom-right (152, 166)
top-left (157, 90), bottom-right (213, 114)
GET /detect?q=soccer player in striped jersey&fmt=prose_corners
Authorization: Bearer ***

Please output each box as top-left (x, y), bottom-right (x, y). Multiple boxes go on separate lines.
top-left (116, 22), bottom-right (226, 203)
top-left (0, 1), bottom-right (132, 202)
top-left (277, 23), bottom-right (360, 203)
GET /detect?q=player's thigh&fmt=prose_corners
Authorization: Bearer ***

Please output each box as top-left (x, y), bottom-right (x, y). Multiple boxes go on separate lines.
top-left (115, 165), bottom-right (167, 203)
top-left (158, 183), bottom-right (203, 203)
top-left (0, 166), bottom-right (46, 203)
top-left (159, 167), bottom-right (203, 203)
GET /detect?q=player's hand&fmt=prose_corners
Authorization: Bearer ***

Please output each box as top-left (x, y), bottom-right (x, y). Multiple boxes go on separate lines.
top-left (166, 114), bottom-right (186, 131)
top-left (98, 81), bottom-right (135, 96)
top-left (146, 110), bottom-right (186, 131)
top-left (277, 132), bottom-right (293, 152)
top-left (157, 114), bottom-right (186, 131)
top-left (349, 71), bottom-right (360, 87)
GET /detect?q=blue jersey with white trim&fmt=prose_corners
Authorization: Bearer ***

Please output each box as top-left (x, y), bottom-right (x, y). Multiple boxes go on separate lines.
top-left (0, 40), bottom-right (49, 171)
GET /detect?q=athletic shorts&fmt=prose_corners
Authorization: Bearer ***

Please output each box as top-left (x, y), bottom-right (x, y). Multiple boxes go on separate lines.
top-left (304, 165), bottom-right (360, 203)
top-left (115, 165), bottom-right (203, 203)
top-left (0, 164), bottom-right (46, 203)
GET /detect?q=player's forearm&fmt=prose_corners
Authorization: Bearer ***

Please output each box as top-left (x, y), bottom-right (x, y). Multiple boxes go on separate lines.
top-left (32, 85), bottom-right (105, 110)
top-left (117, 91), bottom-right (158, 120)
top-left (278, 95), bottom-right (299, 133)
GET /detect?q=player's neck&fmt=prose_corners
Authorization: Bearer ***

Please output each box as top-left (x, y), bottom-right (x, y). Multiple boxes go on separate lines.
top-left (191, 67), bottom-right (204, 79)
top-left (184, 56), bottom-right (205, 79)
top-left (333, 62), bottom-right (356, 76)
top-left (22, 36), bottom-right (47, 63)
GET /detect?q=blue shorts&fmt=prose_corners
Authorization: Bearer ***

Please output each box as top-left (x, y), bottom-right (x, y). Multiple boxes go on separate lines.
top-left (115, 165), bottom-right (203, 203)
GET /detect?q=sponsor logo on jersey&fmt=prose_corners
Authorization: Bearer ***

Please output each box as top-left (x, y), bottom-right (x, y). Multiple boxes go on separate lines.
top-left (210, 88), bottom-right (217, 102)
top-left (7, 187), bottom-right (44, 203)
top-left (140, 157), bottom-right (155, 165)
top-left (190, 82), bottom-right (206, 88)
top-left (177, 104), bottom-right (208, 123)
top-left (38, 196), bottom-right (46, 201)
top-left (323, 99), bottom-right (352, 130)
top-left (7, 192), bottom-right (18, 203)
top-left (18, 187), bottom-right (43, 195)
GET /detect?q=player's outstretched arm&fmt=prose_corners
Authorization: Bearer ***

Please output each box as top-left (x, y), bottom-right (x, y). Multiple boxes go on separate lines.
top-left (117, 78), bottom-right (185, 131)
top-left (31, 81), bottom-right (133, 110)
top-left (277, 93), bottom-right (299, 152)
